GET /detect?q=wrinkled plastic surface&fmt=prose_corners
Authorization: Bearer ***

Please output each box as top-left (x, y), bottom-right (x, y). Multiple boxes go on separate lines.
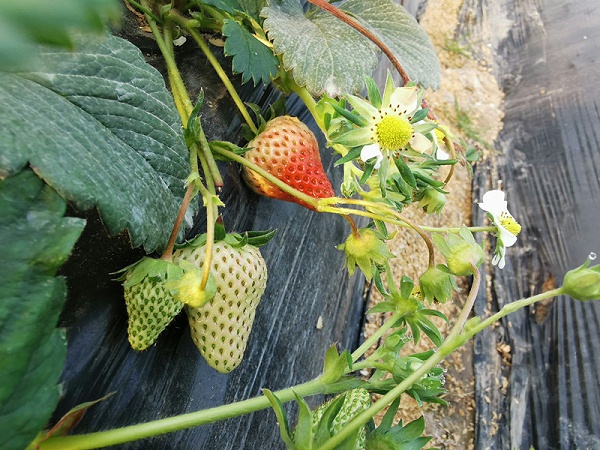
top-left (463, 0), bottom-right (600, 447)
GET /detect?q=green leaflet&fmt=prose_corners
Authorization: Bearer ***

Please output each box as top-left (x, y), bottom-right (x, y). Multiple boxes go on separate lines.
top-left (341, 0), bottom-right (441, 90)
top-left (0, 34), bottom-right (194, 252)
top-left (223, 18), bottom-right (279, 85)
top-left (262, 0), bottom-right (440, 97)
top-left (263, 0), bottom-right (377, 97)
top-left (0, 171), bottom-right (86, 450)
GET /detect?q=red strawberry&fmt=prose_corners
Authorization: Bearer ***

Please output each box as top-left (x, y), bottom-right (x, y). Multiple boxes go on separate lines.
top-left (243, 115), bottom-right (334, 210)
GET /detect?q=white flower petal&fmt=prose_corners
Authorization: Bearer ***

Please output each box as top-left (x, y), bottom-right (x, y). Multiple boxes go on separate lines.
top-left (388, 87), bottom-right (419, 115)
top-left (360, 144), bottom-right (383, 169)
top-left (410, 133), bottom-right (433, 153)
top-left (478, 190), bottom-right (507, 215)
top-left (492, 247), bottom-right (506, 269)
top-left (173, 36), bottom-right (187, 46)
top-left (497, 225), bottom-right (518, 247)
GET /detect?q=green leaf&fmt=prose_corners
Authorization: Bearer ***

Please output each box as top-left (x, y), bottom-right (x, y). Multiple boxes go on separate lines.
top-left (199, 0), bottom-right (243, 15)
top-left (239, 0), bottom-right (267, 21)
top-left (263, 0), bottom-right (378, 97)
top-left (0, 0), bottom-right (121, 71)
top-left (0, 34), bottom-right (194, 252)
top-left (339, 0), bottom-right (441, 89)
top-left (223, 19), bottom-right (279, 85)
top-left (0, 170), bottom-right (86, 450)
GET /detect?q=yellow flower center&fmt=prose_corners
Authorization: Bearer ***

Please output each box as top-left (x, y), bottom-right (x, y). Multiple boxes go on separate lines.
top-left (500, 212), bottom-right (521, 236)
top-left (375, 115), bottom-right (413, 151)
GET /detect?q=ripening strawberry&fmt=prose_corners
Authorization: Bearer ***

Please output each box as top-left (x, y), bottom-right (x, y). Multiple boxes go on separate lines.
top-left (172, 237), bottom-right (268, 373)
top-left (243, 115), bottom-right (334, 210)
top-left (118, 258), bottom-right (185, 351)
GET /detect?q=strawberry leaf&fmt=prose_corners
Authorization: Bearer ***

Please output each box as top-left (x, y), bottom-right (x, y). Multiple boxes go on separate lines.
top-left (223, 18), bottom-right (279, 85)
top-left (263, 0), bottom-right (377, 97)
top-left (0, 34), bottom-right (194, 252)
top-left (340, 0), bottom-right (441, 90)
top-left (0, 170), bottom-right (86, 450)
top-left (262, 0), bottom-right (440, 97)
top-left (0, 0), bottom-right (121, 71)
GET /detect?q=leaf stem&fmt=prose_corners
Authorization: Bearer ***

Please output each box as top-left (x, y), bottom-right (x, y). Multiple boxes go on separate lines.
top-left (169, 11), bottom-right (258, 135)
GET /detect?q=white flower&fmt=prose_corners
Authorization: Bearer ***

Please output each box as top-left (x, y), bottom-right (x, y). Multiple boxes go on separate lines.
top-left (333, 75), bottom-right (434, 155)
top-left (360, 143), bottom-right (384, 169)
top-left (478, 189), bottom-right (521, 269)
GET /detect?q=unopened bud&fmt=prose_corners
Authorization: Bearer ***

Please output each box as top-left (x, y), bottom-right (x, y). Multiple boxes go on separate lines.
top-left (561, 259), bottom-right (599, 301)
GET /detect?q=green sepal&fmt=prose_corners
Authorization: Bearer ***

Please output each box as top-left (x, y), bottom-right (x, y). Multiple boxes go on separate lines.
top-left (365, 76), bottom-right (382, 109)
top-left (175, 229), bottom-right (276, 251)
top-left (322, 345), bottom-right (352, 384)
top-left (409, 108), bottom-right (429, 124)
top-left (392, 156), bottom-right (417, 189)
top-left (114, 257), bottom-right (184, 287)
top-left (210, 140), bottom-right (248, 161)
top-left (334, 146), bottom-right (363, 166)
top-left (330, 103), bottom-right (369, 127)
top-left (412, 122), bottom-right (437, 135)
top-left (292, 393), bottom-right (314, 449)
top-left (359, 161), bottom-right (376, 185)
top-left (263, 389), bottom-right (295, 449)
top-left (413, 172), bottom-right (445, 188)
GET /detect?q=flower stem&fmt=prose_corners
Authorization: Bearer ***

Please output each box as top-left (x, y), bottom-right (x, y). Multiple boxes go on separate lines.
top-left (320, 271), bottom-right (551, 449)
top-left (350, 312), bottom-right (403, 362)
top-left (39, 378), bottom-right (334, 450)
top-left (161, 183), bottom-right (195, 261)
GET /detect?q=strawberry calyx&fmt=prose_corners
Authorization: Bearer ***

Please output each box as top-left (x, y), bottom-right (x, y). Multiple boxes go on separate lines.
top-left (336, 227), bottom-right (395, 281)
top-left (115, 256), bottom-right (186, 287)
top-left (174, 228), bottom-right (277, 251)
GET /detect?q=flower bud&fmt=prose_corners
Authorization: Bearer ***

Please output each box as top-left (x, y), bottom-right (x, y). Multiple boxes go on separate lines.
top-left (561, 259), bottom-right (599, 301)
top-left (419, 265), bottom-right (457, 303)
top-left (432, 227), bottom-right (484, 276)
top-left (417, 187), bottom-right (447, 214)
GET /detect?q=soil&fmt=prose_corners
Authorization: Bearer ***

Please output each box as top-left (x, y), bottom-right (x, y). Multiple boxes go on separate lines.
top-left (361, 0), bottom-right (505, 447)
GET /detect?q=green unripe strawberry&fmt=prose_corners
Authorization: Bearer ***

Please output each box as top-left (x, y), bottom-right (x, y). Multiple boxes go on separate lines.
top-left (312, 388), bottom-right (372, 449)
top-left (172, 235), bottom-right (269, 373)
top-left (118, 258), bottom-right (186, 351)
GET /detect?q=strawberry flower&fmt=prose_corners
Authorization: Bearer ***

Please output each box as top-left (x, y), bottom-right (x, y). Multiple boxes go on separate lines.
top-left (332, 75), bottom-right (435, 160)
top-left (478, 189), bottom-right (521, 269)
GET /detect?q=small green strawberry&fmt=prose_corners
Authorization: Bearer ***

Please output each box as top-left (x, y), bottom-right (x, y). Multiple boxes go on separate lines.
top-left (243, 115), bottom-right (335, 211)
top-left (172, 231), bottom-right (272, 373)
top-left (116, 257), bottom-right (187, 351)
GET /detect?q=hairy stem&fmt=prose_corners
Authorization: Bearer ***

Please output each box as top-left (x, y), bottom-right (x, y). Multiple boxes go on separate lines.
top-left (350, 312), bottom-right (403, 362)
top-left (39, 378), bottom-right (334, 450)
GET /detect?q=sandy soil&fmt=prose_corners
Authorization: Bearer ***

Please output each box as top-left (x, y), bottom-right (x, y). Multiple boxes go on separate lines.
top-left (361, 0), bottom-right (505, 447)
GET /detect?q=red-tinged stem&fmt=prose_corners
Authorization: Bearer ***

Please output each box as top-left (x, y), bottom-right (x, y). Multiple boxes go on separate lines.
top-left (161, 183), bottom-right (195, 261)
top-left (306, 0), bottom-right (410, 85)
top-left (343, 214), bottom-right (359, 238)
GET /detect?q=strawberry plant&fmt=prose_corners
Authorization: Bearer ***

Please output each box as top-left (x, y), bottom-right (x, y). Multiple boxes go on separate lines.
top-left (0, 0), bottom-right (597, 449)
